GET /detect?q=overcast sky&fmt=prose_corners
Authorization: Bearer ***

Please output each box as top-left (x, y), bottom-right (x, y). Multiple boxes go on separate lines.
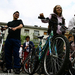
top-left (0, 0), bottom-right (75, 28)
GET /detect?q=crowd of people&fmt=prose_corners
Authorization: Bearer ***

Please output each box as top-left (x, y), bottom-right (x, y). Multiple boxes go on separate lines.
top-left (0, 4), bottom-right (75, 75)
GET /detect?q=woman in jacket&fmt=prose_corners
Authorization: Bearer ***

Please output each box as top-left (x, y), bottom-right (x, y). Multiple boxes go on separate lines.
top-left (39, 5), bottom-right (65, 35)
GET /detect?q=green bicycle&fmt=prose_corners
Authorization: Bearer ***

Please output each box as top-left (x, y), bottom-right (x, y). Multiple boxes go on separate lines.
top-left (23, 17), bottom-right (70, 75)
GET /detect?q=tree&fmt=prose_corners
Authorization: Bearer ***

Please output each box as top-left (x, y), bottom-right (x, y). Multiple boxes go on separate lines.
top-left (21, 35), bottom-right (26, 45)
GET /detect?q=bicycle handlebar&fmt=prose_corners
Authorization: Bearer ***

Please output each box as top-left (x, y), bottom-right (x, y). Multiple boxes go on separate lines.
top-left (38, 16), bottom-right (49, 20)
top-left (0, 25), bottom-right (12, 32)
top-left (0, 25), bottom-right (11, 29)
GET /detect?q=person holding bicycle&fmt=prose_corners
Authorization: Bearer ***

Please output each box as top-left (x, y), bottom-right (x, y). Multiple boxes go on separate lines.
top-left (39, 5), bottom-right (69, 74)
top-left (2, 11), bottom-right (24, 74)
top-left (23, 36), bottom-right (35, 61)
top-left (39, 5), bottom-right (66, 58)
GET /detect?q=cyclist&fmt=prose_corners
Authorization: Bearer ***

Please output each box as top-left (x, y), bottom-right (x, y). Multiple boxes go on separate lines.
top-left (39, 5), bottom-right (69, 75)
top-left (39, 5), bottom-right (66, 57)
top-left (23, 36), bottom-right (35, 61)
top-left (2, 11), bottom-right (24, 74)
top-left (22, 36), bottom-right (35, 73)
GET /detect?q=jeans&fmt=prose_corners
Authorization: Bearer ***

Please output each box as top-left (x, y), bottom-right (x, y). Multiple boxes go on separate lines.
top-left (4, 38), bottom-right (21, 69)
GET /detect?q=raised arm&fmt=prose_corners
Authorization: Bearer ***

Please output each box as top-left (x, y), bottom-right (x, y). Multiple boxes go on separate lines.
top-left (39, 13), bottom-right (51, 23)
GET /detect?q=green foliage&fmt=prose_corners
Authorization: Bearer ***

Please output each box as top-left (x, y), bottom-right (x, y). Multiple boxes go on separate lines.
top-left (21, 35), bottom-right (26, 45)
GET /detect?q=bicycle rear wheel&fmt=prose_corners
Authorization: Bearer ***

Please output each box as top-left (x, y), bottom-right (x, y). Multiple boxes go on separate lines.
top-left (44, 35), bottom-right (70, 75)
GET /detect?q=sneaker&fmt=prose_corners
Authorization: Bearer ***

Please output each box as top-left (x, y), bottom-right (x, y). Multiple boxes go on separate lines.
top-left (3, 68), bottom-right (11, 73)
top-left (14, 68), bottom-right (20, 74)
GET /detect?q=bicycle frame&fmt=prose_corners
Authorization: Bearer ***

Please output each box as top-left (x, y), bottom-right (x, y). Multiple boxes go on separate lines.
top-left (37, 30), bottom-right (57, 61)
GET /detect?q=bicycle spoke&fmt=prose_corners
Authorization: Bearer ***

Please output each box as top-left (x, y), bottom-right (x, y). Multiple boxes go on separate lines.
top-left (44, 35), bottom-right (69, 75)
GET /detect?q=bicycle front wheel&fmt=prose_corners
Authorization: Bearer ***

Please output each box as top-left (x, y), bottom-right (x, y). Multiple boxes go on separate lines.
top-left (44, 35), bottom-right (70, 75)
top-left (23, 52), bottom-right (37, 74)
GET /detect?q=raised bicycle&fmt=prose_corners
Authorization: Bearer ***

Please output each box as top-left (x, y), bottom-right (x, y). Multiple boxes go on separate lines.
top-left (23, 17), bottom-right (70, 75)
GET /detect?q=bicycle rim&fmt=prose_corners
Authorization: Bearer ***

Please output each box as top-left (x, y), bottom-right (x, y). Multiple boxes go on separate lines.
top-left (44, 35), bottom-right (70, 75)
top-left (24, 53), bottom-right (37, 74)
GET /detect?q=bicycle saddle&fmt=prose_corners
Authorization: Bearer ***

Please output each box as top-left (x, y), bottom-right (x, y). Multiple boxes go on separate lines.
top-left (37, 36), bottom-right (44, 39)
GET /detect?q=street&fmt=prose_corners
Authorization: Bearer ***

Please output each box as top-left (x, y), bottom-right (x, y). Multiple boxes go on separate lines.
top-left (0, 70), bottom-right (44, 75)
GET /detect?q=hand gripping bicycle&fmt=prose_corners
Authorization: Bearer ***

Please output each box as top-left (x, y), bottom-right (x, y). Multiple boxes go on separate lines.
top-left (24, 17), bottom-right (70, 75)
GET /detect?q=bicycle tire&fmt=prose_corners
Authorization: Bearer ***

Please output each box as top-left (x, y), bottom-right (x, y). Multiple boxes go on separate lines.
top-left (44, 35), bottom-right (70, 75)
top-left (23, 51), bottom-right (38, 74)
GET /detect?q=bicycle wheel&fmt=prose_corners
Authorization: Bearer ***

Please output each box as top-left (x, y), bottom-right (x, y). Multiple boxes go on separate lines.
top-left (44, 35), bottom-right (70, 75)
top-left (23, 52), bottom-right (37, 74)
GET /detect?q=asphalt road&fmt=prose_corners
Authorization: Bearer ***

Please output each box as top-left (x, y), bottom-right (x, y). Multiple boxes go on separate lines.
top-left (0, 70), bottom-right (44, 75)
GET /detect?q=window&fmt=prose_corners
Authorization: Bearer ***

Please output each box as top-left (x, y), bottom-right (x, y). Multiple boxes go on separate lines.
top-left (24, 29), bottom-right (29, 33)
top-left (43, 38), bottom-right (46, 42)
top-left (34, 30), bottom-right (39, 36)
top-left (34, 39), bottom-right (39, 43)
top-left (44, 32), bottom-right (48, 35)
